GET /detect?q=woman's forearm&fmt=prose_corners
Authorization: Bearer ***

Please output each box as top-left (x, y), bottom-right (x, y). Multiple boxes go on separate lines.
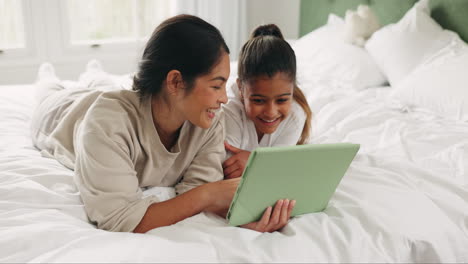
top-left (133, 178), bottom-right (240, 233)
top-left (133, 184), bottom-right (210, 233)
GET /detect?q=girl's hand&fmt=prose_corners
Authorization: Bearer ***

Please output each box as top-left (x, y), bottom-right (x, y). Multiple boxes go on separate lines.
top-left (223, 141), bottom-right (251, 179)
top-left (241, 199), bottom-right (296, 233)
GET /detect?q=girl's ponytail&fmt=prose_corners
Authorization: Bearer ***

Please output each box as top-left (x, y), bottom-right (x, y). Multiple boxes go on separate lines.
top-left (251, 24), bottom-right (284, 39)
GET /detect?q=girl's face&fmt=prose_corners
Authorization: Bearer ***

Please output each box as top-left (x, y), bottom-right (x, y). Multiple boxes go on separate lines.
top-left (181, 52), bottom-right (230, 129)
top-left (239, 72), bottom-right (294, 138)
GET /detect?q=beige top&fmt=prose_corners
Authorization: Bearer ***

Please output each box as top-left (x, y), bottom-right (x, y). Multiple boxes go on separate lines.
top-left (35, 88), bottom-right (225, 232)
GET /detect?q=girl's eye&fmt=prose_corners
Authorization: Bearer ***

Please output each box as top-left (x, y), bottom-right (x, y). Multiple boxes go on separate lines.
top-left (212, 86), bottom-right (221, 90)
top-left (277, 98), bottom-right (289, 103)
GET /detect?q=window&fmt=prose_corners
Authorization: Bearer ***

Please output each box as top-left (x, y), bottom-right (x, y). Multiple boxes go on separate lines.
top-left (0, 0), bottom-right (174, 61)
top-left (0, 0), bottom-right (175, 84)
top-left (66, 0), bottom-right (174, 45)
top-left (137, 0), bottom-right (173, 39)
top-left (0, 0), bottom-right (26, 50)
top-left (67, 0), bottom-right (134, 44)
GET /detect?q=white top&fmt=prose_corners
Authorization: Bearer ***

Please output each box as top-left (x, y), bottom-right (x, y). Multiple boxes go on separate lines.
top-left (223, 94), bottom-right (307, 152)
top-left (32, 86), bottom-right (225, 232)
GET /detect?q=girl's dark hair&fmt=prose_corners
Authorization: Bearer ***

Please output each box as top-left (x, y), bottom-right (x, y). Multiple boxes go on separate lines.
top-left (133, 14), bottom-right (229, 99)
top-left (238, 24), bottom-right (312, 145)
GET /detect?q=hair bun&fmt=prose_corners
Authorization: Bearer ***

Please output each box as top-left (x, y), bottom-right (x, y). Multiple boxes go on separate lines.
top-left (251, 24), bottom-right (284, 40)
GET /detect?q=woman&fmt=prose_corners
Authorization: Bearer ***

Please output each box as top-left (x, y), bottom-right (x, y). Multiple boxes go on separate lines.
top-left (223, 24), bottom-right (313, 179)
top-left (31, 15), bottom-right (294, 233)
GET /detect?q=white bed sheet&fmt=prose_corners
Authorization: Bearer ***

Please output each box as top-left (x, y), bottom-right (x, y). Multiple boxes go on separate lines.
top-left (1, 80), bottom-right (468, 263)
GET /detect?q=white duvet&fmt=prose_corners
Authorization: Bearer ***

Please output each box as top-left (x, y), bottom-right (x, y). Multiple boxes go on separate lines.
top-left (1, 80), bottom-right (467, 262)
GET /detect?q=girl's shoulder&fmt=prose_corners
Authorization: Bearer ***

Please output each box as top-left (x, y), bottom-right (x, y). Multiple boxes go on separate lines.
top-left (223, 96), bottom-right (244, 119)
top-left (289, 100), bottom-right (307, 124)
top-left (222, 97), bottom-right (246, 137)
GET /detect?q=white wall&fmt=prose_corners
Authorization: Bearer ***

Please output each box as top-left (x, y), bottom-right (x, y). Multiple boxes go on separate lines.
top-left (246, 0), bottom-right (301, 40)
top-left (0, 0), bottom-right (301, 85)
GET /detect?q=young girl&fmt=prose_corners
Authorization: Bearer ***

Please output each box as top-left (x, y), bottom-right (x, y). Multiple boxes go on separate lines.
top-left (31, 15), bottom-right (294, 233)
top-left (223, 24), bottom-right (312, 179)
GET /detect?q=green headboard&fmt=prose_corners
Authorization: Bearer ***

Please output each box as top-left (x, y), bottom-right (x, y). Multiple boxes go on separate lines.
top-left (299, 0), bottom-right (468, 43)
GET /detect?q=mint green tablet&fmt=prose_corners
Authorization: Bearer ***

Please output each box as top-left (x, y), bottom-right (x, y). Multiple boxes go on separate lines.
top-left (226, 143), bottom-right (360, 226)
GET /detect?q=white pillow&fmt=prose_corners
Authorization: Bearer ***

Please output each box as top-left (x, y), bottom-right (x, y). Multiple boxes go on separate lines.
top-left (365, 0), bottom-right (457, 86)
top-left (391, 36), bottom-right (468, 121)
top-left (294, 14), bottom-right (386, 91)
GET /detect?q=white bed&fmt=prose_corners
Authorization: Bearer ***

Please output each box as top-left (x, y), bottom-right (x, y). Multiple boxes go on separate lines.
top-left (2, 1), bottom-right (468, 262)
top-left (1, 80), bottom-right (468, 262)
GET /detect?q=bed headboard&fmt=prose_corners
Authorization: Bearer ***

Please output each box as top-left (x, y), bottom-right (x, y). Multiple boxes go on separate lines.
top-left (299, 0), bottom-right (468, 43)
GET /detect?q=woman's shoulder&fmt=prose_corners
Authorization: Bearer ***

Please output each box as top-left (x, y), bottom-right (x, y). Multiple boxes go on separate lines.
top-left (87, 89), bottom-right (144, 118)
top-left (98, 89), bottom-right (141, 107)
top-left (82, 90), bottom-right (145, 133)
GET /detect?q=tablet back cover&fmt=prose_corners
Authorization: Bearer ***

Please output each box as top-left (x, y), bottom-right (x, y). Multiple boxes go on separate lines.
top-left (227, 143), bottom-right (360, 226)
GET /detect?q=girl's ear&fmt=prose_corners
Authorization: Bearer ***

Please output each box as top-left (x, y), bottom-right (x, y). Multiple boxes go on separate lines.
top-left (166, 70), bottom-right (183, 96)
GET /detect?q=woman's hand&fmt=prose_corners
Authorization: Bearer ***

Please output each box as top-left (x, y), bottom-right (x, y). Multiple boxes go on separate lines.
top-left (135, 178), bottom-right (240, 233)
top-left (202, 177), bottom-right (241, 215)
top-left (241, 199), bottom-right (296, 233)
top-left (223, 141), bottom-right (251, 179)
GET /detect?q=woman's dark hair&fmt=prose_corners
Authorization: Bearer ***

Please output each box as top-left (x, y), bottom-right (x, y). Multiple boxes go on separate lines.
top-left (133, 14), bottom-right (229, 99)
top-left (238, 24), bottom-right (312, 145)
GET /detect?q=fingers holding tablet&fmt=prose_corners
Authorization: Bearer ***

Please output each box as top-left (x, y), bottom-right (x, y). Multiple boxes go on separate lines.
top-left (241, 199), bottom-right (296, 233)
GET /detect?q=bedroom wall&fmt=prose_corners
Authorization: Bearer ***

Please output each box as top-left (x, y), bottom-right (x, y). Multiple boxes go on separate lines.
top-left (0, 1), bottom-right (301, 85)
top-left (246, 0), bottom-right (301, 40)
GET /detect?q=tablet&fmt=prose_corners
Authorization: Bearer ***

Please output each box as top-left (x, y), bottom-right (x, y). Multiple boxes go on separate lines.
top-left (226, 143), bottom-right (360, 226)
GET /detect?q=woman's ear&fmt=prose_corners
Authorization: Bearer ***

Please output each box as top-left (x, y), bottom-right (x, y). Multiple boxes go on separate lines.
top-left (166, 70), bottom-right (183, 96)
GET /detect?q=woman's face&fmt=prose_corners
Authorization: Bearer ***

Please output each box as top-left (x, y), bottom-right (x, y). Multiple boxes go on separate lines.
top-left (240, 72), bottom-right (294, 138)
top-left (181, 52), bottom-right (230, 129)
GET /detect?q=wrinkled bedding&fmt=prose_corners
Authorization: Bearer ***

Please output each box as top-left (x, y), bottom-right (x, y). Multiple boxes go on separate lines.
top-left (1, 80), bottom-right (467, 262)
